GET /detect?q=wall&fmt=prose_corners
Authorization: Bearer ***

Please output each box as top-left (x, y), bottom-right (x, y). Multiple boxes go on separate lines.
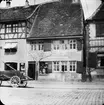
top-left (0, 39), bottom-right (27, 71)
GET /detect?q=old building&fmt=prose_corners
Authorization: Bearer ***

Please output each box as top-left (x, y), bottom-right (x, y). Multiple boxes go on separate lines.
top-left (86, 1), bottom-right (104, 78)
top-left (27, 0), bottom-right (84, 81)
top-left (0, 0), bottom-right (84, 81)
top-left (0, 1), bottom-right (38, 76)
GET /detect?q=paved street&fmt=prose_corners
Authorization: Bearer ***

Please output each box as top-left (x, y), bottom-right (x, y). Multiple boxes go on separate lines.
top-left (0, 81), bottom-right (104, 105)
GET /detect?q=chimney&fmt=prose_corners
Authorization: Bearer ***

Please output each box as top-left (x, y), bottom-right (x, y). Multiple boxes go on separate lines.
top-left (25, 0), bottom-right (29, 7)
top-left (6, 0), bottom-right (11, 8)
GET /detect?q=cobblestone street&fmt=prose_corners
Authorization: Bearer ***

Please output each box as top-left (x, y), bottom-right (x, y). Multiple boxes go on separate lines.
top-left (0, 81), bottom-right (104, 105)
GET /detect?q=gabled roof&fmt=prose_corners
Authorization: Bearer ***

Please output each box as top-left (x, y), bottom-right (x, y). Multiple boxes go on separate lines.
top-left (29, 1), bottom-right (83, 39)
top-left (0, 5), bottom-right (38, 22)
top-left (88, 3), bottom-right (104, 21)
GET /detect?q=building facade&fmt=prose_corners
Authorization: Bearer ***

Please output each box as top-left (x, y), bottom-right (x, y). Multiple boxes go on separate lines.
top-left (27, 0), bottom-right (84, 81)
top-left (0, 4), bottom-right (38, 74)
top-left (0, 0), bottom-right (84, 81)
top-left (86, 2), bottom-right (104, 78)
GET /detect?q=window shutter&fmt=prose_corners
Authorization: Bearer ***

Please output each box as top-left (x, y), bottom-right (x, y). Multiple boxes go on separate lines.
top-left (88, 52), bottom-right (97, 68)
top-left (46, 61), bottom-right (52, 73)
top-left (96, 24), bottom-right (104, 37)
top-left (77, 40), bottom-right (82, 51)
top-left (96, 24), bottom-right (101, 37)
top-left (76, 61), bottom-right (84, 73)
top-left (44, 41), bottom-right (51, 51)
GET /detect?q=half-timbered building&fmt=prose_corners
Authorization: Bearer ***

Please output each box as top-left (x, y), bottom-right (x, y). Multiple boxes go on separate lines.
top-left (0, 0), bottom-right (84, 81)
top-left (0, 2), bottom-right (39, 78)
top-left (86, 1), bottom-right (104, 78)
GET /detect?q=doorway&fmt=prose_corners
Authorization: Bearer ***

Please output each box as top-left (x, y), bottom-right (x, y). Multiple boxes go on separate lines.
top-left (28, 61), bottom-right (36, 80)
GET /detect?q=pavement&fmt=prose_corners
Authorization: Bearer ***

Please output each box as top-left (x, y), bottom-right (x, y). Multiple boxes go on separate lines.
top-left (0, 80), bottom-right (104, 105)
top-left (27, 79), bottom-right (104, 89)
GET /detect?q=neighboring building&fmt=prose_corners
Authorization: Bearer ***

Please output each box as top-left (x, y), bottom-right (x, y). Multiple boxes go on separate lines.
top-left (0, 0), bottom-right (84, 81)
top-left (0, 2), bottom-right (38, 77)
top-left (86, 1), bottom-right (104, 77)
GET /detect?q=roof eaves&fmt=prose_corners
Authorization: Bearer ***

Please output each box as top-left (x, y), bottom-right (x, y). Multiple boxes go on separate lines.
top-left (0, 19), bottom-right (26, 23)
top-left (27, 34), bottom-right (83, 40)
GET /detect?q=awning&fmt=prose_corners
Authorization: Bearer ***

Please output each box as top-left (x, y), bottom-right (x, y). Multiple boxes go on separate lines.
top-left (4, 43), bottom-right (17, 49)
top-left (11, 43), bottom-right (17, 48)
top-left (4, 43), bottom-right (11, 49)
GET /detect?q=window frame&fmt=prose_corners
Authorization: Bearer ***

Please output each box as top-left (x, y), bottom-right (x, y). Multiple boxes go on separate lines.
top-left (69, 61), bottom-right (76, 72)
top-left (53, 61), bottom-right (60, 71)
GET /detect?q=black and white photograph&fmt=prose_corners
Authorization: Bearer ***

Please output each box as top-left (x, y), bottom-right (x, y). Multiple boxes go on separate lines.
top-left (0, 0), bottom-right (104, 105)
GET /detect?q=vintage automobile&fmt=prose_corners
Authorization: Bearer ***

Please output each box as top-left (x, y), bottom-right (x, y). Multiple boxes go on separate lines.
top-left (0, 69), bottom-right (28, 87)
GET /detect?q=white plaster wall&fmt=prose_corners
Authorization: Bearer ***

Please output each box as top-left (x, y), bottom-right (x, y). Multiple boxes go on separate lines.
top-left (0, 39), bottom-right (27, 71)
top-left (89, 23), bottom-right (96, 39)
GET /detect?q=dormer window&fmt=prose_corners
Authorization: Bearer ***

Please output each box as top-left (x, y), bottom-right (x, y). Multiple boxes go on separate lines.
top-left (72, 0), bottom-right (79, 4)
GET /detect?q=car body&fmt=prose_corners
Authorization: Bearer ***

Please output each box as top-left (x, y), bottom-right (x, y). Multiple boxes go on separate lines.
top-left (0, 70), bottom-right (28, 87)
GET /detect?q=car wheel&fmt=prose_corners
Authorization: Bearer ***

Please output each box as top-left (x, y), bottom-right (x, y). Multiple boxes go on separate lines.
top-left (10, 76), bottom-right (20, 88)
top-left (20, 80), bottom-right (27, 87)
top-left (0, 80), bottom-right (2, 86)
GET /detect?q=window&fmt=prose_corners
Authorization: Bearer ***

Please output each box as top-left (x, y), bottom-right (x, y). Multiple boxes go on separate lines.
top-left (30, 42), bottom-right (36, 50)
top-left (0, 25), bottom-right (5, 33)
top-left (13, 24), bottom-right (18, 32)
top-left (69, 40), bottom-right (77, 49)
top-left (5, 24), bottom-right (21, 33)
top-left (6, 24), bottom-right (12, 33)
top-left (5, 62), bottom-right (17, 71)
top-left (61, 61), bottom-right (67, 71)
top-left (53, 41), bottom-right (60, 50)
top-left (30, 42), bottom-right (44, 51)
top-left (60, 40), bottom-right (65, 50)
top-left (96, 23), bottom-right (104, 37)
top-left (4, 42), bottom-right (17, 54)
top-left (97, 56), bottom-right (104, 68)
top-left (69, 61), bottom-right (76, 72)
top-left (52, 39), bottom-right (77, 50)
top-left (53, 62), bottom-right (59, 71)
top-left (38, 42), bottom-right (43, 50)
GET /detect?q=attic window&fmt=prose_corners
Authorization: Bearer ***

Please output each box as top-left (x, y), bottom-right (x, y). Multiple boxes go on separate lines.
top-left (72, 0), bottom-right (79, 4)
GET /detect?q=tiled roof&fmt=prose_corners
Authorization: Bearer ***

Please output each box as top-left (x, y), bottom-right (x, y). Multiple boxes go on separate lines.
top-left (0, 5), bottom-right (38, 22)
top-left (29, 1), bottom-right (83, 39)
top-left (88, 3), bottom-right (104, 20)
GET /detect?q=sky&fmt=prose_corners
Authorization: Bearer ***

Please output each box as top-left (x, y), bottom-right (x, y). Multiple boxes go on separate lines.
top-left (0, 0), bottom-right (102, 19)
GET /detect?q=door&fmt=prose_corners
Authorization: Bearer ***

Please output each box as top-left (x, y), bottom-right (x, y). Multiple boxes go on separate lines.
top-left (28, 61), bottom-right (36, 80)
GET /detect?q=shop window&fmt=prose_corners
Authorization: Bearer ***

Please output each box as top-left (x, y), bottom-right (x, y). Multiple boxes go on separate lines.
top-left (97, 56), bottom-right (104, 68)
top-left (61, 61), bottom-right (67, 72)
top-left (53, 61), bottom-right (59, 71)
top-left (5, 62), bottom-right (17, 71)
top-left (69, 61), bottom-right (76, 72)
